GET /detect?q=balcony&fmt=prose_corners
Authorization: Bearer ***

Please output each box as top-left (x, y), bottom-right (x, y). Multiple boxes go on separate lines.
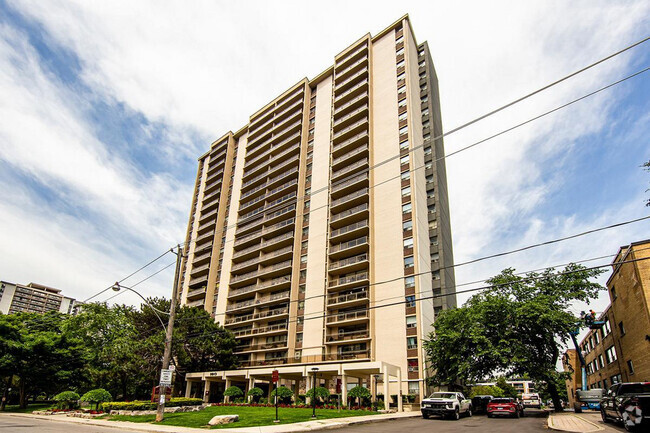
top-left (328, 271), bottom-right (369, 291)
top-left (256, 275), bottom-right (291, 293)
top-left (236, 204), bottom-right (296, 237)
top-left (334, 79), bottom-right (368, 106)
top-left (186, 299), bottom-right (205, 308)
top-left (330, 187), bottom-right (368, 213)
top-left (191, 251), bottom-right (211, 267)
top-left (331, 158), bottom-right (368, 183)
top-left (198, 208), bottom-right (218, 225)
top-left (226, 298), bottom-right (256, 312)
top-left (257, 259), bottom-right (292, 279)
top-left (230, 256), bottom-right (259, 273)
top-left (330, 173), bottom-right (369, 201)
top-left (235, 340), bottom-right (288, 353)
top-left (194, 230), bottom-right (215, 245)
top-left (224, 307), bottom-right (289, 326)
top-left (336, 43), bottom-right (368, 70)
top-left (259, 245), bottom-right (293, 266)
top-left (332, 130), bottom-right (369, 157)
top-left (328, 253), bottom-right (368, 275)
top-left (333, 104), bottom-right (368, 132)
top-left (330, 203), bottom-right (368, 228)
top-left (186, 287), bottom-right (207, 300)
top-left (255, 290), bottom-right (291, 307)
top-left (205, 168), bottom-right (224, 185)
top-left (326, 309), bottom-right (368, 325)
top-left (231, 323), bottom-right (288, 338)
top-left (335, 66), bottom-right (368, 95)
top-left (325, 329), bottom-right (370, 343)
top-left (332, 116), bottom-right (368, 142)
top-left (335, 56), bottom-right (368, 82)
top-left (230, 269), bottom-right (258, 287)
top-left (327, 290), bottom-right (369, 307)
top-left (189, 262), bottom-right (210, 278)
top-left (332, 144), bottom-right (368, 171)
top-left (329, 219), bottom-right (368, 243)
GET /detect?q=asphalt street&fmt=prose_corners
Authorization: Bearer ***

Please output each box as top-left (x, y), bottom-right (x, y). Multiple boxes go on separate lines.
top-left (0, 416), bottom-right (134, 433)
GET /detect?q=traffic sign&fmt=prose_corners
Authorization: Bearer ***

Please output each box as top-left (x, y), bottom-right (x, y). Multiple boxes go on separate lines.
top-left (272, 370), bottom-right (279, 383)
top-left (160, 369), bottom-right (173, 385)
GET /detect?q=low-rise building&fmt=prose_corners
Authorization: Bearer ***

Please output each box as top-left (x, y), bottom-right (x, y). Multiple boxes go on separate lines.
top-left (0, 281), bottom-right (76, 315)
top-left (563, 239), bottom-right (650, 402)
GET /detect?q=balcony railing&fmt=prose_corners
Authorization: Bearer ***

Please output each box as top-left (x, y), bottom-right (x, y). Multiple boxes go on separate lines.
top-left (332, 158), bottom-right (368, 181)
top-left (230, 270), bottom-right (258, 284)
top-left (233, 231), bottom-right (294, 258)
top-left (337, 44), bottom-right (367, 69)
top-left (330, 236), bottom-right (368, 254)
top-left (326, 309), bottom-right (369, 323)
top-left (332, 145), bottom-right (368, 167)
top-left (327, 290), bottom-right (368, 305)
top-left (330, 203), bottom-right (368, 224)
top-left (334, 79), bottom-right (368, 103)
top-left (224, 307), bottom-right (289, 325)
top-left (332, 130), bottom-right (368, 153)
top-left (325, 329), bottom-right (369, 342)
top-left (336, 56), bottom-right (368, 80)
top-left (330, 187), bottom-right (368, 208)
top-left (329, 254), bottom-right (367, 271)
top-left (333, 104), bottom-right (368, 129)
top-left (332, 117), bottom-right (368, 140)
top-left (231, 323), bottom-right (288, 338)
top-left (330, 220), bottom-right (368, 239)
top-left (335, 66), bottom-right (368, 92)
top-left (329, 271), bottom-right (368, 288)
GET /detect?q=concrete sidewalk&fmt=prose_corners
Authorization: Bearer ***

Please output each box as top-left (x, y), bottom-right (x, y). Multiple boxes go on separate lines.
top-left (0, 411), bottom-right (421, 432)
top-left (547, 412), bottom-right (605, 432)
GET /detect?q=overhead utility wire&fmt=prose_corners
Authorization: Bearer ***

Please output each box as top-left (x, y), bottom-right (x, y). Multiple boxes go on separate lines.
top-left (183, 67), bottom-right (649, 258)
top-left (101, 260), bottom-right (177, 303)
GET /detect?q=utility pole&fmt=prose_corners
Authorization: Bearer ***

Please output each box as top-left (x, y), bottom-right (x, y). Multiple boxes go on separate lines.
top-left (156, 245), bottom-right (183, 422)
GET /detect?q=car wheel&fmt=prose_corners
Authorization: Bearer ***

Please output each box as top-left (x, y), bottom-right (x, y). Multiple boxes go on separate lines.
top-left (514, 410), bottom-right (520, 419)
top-left (453, 408), bottom-right (460, 420)
top-left (487, 413), bottom-right (493, 418)
top-left (601, 409), bottom-right (609, 423)
top-left (422, 413), bottom-right (429, 419)
top-left (467, 406), bottom-right (472, 417)
top-left (520, 410), bottom-right (525, 418)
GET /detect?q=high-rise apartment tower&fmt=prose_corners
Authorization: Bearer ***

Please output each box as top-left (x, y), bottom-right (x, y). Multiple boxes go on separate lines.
top-left (180, 15), bottom-right (455, 403)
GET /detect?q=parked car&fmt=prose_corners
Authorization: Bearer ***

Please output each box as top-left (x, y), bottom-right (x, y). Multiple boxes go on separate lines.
top-left (471, 395), bottom-right (494, 415)
top-left (421, 392), bottom-right (472, 420)
top-left (487, 397), bottom-right (524, 418)
top-left (522, 393), bottom-right (541, 409)
top-left (600, 382), bottom-right (650, 432)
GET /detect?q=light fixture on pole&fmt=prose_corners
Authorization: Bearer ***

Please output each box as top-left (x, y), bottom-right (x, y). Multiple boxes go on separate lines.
top-left (111, 282), bottom-right (169, 333)
top-left (311, 367), bottom-right (319, 419)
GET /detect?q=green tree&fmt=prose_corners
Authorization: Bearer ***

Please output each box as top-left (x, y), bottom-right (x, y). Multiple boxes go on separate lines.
top-left (224, 386), bottom-right (243, 399)
top-left (270, 386), bottom-right (294, 404)
top-left (469, 385), bottom-right (504, 398)
top-left (80, 388), bottom-right (113, 411)
top-left (53, 391), bottom-right (80, 410)
top-left (247, 387), bottom-right (264, 402)
top-left (306, 386), bottom-right (330, 403)
top-left (424, 264), bottom-right (603, 412)
top-left (495, 377), bottom-right (518, 399)
top-left (347, 385), bottom-right (371, 407)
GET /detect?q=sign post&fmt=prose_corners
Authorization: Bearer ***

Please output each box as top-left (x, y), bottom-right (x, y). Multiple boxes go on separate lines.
top-left (159, 368), bottom-right (173, 408)
top-left (272, 370), bottom-right (279, 423)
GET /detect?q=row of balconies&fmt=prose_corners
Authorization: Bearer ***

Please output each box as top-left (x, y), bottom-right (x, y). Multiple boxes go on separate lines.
top-left (245, 117), bottom-right (301, 164)
top-left (232, 231), bottom-right (293, 259)
top-left (226, 290), bottom-right (290, 312)
top-left (236, 204), bottom-right (296, 237)
top-left (331, 157), bottom-right (368, 183)
top-left (231, 322), bottom-right (288, 338)
top-left (224, 306), bottom-right (289, 326)
top-left (247, 95), bottom-right (302, 143)
top-left (239, 179), bottom-right (298, 214)
top-left (234, 217), bottom-right (294, 248)
top-left (228, 275), bottom-right (291, 299)
top-left (239, 191), bottom-right (296, 221)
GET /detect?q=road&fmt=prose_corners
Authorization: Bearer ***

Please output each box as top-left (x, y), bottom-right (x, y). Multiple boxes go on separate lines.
top-left (0, 416), bottom-right (134, 433)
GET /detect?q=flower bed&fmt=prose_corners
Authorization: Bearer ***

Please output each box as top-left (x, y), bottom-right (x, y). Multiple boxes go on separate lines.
top-left (209, 402), bottom-right (373, 410)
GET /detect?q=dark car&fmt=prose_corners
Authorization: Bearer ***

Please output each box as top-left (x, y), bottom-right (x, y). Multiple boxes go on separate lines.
top-left (601, 382), bottom-right (650, 432)
top-left (471, 395), bottom-right (494, 415)
top-left (487, 397), bottom-right (524, 418)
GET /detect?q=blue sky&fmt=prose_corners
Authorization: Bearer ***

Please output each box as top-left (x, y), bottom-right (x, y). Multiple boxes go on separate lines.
top-left (0, 0), bottom-right (649, 327)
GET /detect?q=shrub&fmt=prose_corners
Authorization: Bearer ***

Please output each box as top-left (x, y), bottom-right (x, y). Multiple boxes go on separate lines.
top-left (53, 391), bottom-right (80, 410)
top-left (259, 398), bottom-right (268, 404)
top-left (224, 386), bottom-right (244, 399)
top-left (246, 387), bottom-right (264, 402)
top-left (270, 386), bottom-right (294, 404)
top-left (101, 398), bottom-right (202, 412)
top-left (80, 389), bottom-right (112, 411)
top-left (348, 385), bottom-right (371, 407)
top-left (169, 397), bottom-right (203, 407)
top-left (306, 386), bottom-right (330, 403)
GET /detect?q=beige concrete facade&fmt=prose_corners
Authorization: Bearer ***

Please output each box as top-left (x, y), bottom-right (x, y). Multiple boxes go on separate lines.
top-left (562, 239), bottom-right (650, 402)
top-left (179, 16), bottom-right (456, 407)
top-left (0, 281), bottom-right (76, 314)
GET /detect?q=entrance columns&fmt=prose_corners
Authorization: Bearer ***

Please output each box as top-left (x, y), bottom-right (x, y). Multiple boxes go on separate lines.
top-left (341, 374), bottom-right (348, 408)
top-left (248, 377), bottom-right (255, 403)
top-left (203, 380), bottom-right (211, 403)
top-left (224, 379), bottom-right (232, 403)
top-left (397, 368), bottom-right (403, 412)
top-left (185, 381), bottom-right (192, 398)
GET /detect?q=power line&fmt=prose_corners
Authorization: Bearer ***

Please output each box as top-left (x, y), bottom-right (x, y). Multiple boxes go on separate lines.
top-left (101, 260), bottom-right (177, 303)
top-left (182, 66), bottom-right (649, 259)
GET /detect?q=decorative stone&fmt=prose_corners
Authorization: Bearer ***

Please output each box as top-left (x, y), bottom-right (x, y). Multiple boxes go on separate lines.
top-left (208, 415), bottom-right (239, 425)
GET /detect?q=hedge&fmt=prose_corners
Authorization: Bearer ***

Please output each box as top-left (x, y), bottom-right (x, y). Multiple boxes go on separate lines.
top-left (102, 397), bottom-right (203, 411)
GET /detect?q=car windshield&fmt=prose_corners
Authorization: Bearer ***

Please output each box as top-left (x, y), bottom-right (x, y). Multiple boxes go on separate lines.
top-left (620, 384), bottom-right (650, 395)
top-left (491, 398), bottom-right (514, 403)
top-left (428, 392), bottom-right (456, 399)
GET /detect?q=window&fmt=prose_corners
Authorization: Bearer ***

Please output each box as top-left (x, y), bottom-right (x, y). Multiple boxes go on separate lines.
top-left (627, 359), bottom-right (635, 375)
top-left (408, 359), bottom-right (418, 372)
top-left (598, 354), bottom-right (605, 370)
top-left (398, 85), bottom-right (406, 94)
top-left (619, 321), bottom-right (625, 335)
top-left (589, 337), bottom-right (593, 351)
top-left (401, 171), bottom-right (410, 181)
top-left (428, 204), bottom-right (436, 214)
top-left (402, 203), bottom-right (412, 214)
top-left (398, 98), bottom-right (407, 108)
top-left (401, 186), bottom-right (411, 197)
top-left (421, 95), bottom-right (428, 103)
top-left (404, 276), bottom-right (415, 288)
top-left (396, 60), bottom-right (405, 69)
top-left (304, 200), bottom-right (310, 209)
top-left (424, 146), bottom-right (432, 156)
top-left (403, 238), bottom-right (413, 248)
top-left (302, 227), bottom-right (309, 237)
top-left (395, 35), bottom-right (404, 44)
top-left (297, 317), bottom-right (304, 325)
top-left (407, 337), bottom-right (417, 349)
top-left (611, 374), bottom-right (622, 384)
top-left (296, 333), bottom-right (303, 343)
top-left (400, 139), bottom-right (409, 150)
top-left (405, 296), bottom-right (416, 308)
top-left (398, 111), bottom-right (408, 121)
top-left (399, 126), bottom-right (409, 136)
top-left (602, 319), bottom-right (611, 337)
top-left (425, 162), bottom-right (433, 171)
top-left (297, 301), bottom-right (305, 310)
top-left (430, 236), bottom-right (438, 246)
top-left (421, 108), bottom-right (429, 117)
top-left (406, 316), bottom-right (417, 328)
top-left (433, 271), bottom-right (440, 280)
top-left (397, 71), bottom-right (406, 81)
top-left (400, 155), bottom-right (410, 165)
top-left (408, 381), bottom-right (420, 395)
top-left (304, 188), bottom-right (311, 197)
top-left (605, 345), bottom-right (618, 364)
top-left (300, 255), bottom-right (308, 264)
top-left (611, 285), bottom-right (617, 300)
top-left (302, 240), bottom-right (308, 250)
top-left (396, 48), bottom-right (404, 56)
top-left (299, 270), bottom-right (307, 279)
top-left (299, 284), bottom-right (306, 293)
top-left (603, 379), bottom-right (608, 389)
top-left (403, 220), bottom-right (412, 231)
top-left (404, 256), bottom-right (414, 268)
top-left (594, 332), bottom-right (600, 345)
top-left (426, 175), bottom-right (434, 184)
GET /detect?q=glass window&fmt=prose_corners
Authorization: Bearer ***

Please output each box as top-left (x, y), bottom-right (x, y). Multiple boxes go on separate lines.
top-left (400, 140), bottom-right (409, 150)
top-left (598, 354), bottom-right (604, 370)
top-left (426, 175), bottom-right (434, 184)
top-left (302, 240), bottom-right (308, 250)
top-left (401, 171), bottom-right (410, 181)
top-left (421, 95), bottom-right (428, 103)
top-left (424, 146), bottom-right (432, 156)
top-left (407, 337), bottom-right (417, 349)
top-left (296, 333), bottom-right (303, 343)
top-left (406, 316), bottom-right (417, 327)
top-left (404, 256), bottom-right (414, 268)
top-left (300, 255), bottom-right (307, 264)
top-left (400, 155), bottom-right (409, 165)
top-left (601, 319), bottom-right (611, 337)
top-left (397, 71), bottom-right (406, 81)
top-left (403, 237), bottom-right (413, 248)
top-left (399, 126), bottom-right (409, 136)
top-left (298, 301), bottom-right (305, 310)
top-left (396, 60), bottom-right (405, 69)
top-left (396, 48), bottom-right (404, 56)
top-left (402, 203), bottom-right (412, 213)
top-left (421, 108), bottom-right (429, 117)
top-left (403, 220), bottom-right (412, 231)
top-left (594, 332), bottom-right (600, 345)
top-left (611, 374), bottom-right (621, 384)
top-left (428, 204), bottom-right (436, 214)
top-left (399, 112), bottom-right (408, 121)
top-left (401, 186), bottom-right (411, 196)
top-left (619, 321), bottom-right (625, 335)
top-left (404, 276), bottom-right (415, 288)
top-left (408, 381), bottom-right (420, 395)
top-left (299, 270), bottom-right (307, 279)
top-left (627, 360), bottom-right (634, 374)
top-left (605, 345), bottom-right (618, 364)
top-left (405, 295), bottom-right (416, 307)
top-left (398, 98), bottom-right (407, 108)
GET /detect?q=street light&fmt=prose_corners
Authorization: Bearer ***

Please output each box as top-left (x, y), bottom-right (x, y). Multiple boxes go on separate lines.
top-left (311, 367), bottom-right (319, 419)
top-left (111, 282), bottom-right (168, 333)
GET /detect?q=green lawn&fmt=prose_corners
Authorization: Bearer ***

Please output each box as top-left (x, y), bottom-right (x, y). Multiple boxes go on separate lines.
top-left (108, 405), bottom-right (377, 429)
top-left (1, 403), bottom-right (52, 413)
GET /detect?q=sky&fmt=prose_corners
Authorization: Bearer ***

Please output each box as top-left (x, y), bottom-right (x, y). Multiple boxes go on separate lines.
top-left (1, 0), bottom-right (649, 340)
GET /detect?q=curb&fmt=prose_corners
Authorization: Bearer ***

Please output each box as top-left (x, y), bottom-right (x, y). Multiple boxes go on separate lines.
top-left (0, 411), bottom-right (421, 432)
top-left (547, 413), bottom-right (604, 432)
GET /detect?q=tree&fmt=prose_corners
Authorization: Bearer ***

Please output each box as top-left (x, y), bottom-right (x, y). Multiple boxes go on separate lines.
top-left (495, 377), bottom-right (518, 399)
top-left (247, 387), bottom-right (264, 402)
top-left (80, 389), bottom-right (112, 411)
top-left (347, 385), bottom-right (371, 407)
top-left (424, 264), bottom-right (603, 412)
top-left (270, 386), bottom-right (293, 404)
top-left (306, 386), bottom-right (330, 403)
top-left (469, 385), bottom-right (504, 398)
top-left (224, 386), bottom-right (243, 399)
top-left (53, 391), bottom-right (80, 410)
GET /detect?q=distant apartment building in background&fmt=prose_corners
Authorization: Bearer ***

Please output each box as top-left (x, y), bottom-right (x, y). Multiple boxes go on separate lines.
top-left (0, 281), bottom-right (77, 315)
top-left (563, 239), bottom-right (650, 406)
top-left (178, 15), bottom-right (456, 406)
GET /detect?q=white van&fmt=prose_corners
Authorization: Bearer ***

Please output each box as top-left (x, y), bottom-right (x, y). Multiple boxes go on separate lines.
top-left (521, 393), bottom-right (541, 409)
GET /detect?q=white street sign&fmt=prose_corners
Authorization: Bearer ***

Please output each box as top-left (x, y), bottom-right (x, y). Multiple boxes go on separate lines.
top-left (160, 369), bottom-right (173, 385)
